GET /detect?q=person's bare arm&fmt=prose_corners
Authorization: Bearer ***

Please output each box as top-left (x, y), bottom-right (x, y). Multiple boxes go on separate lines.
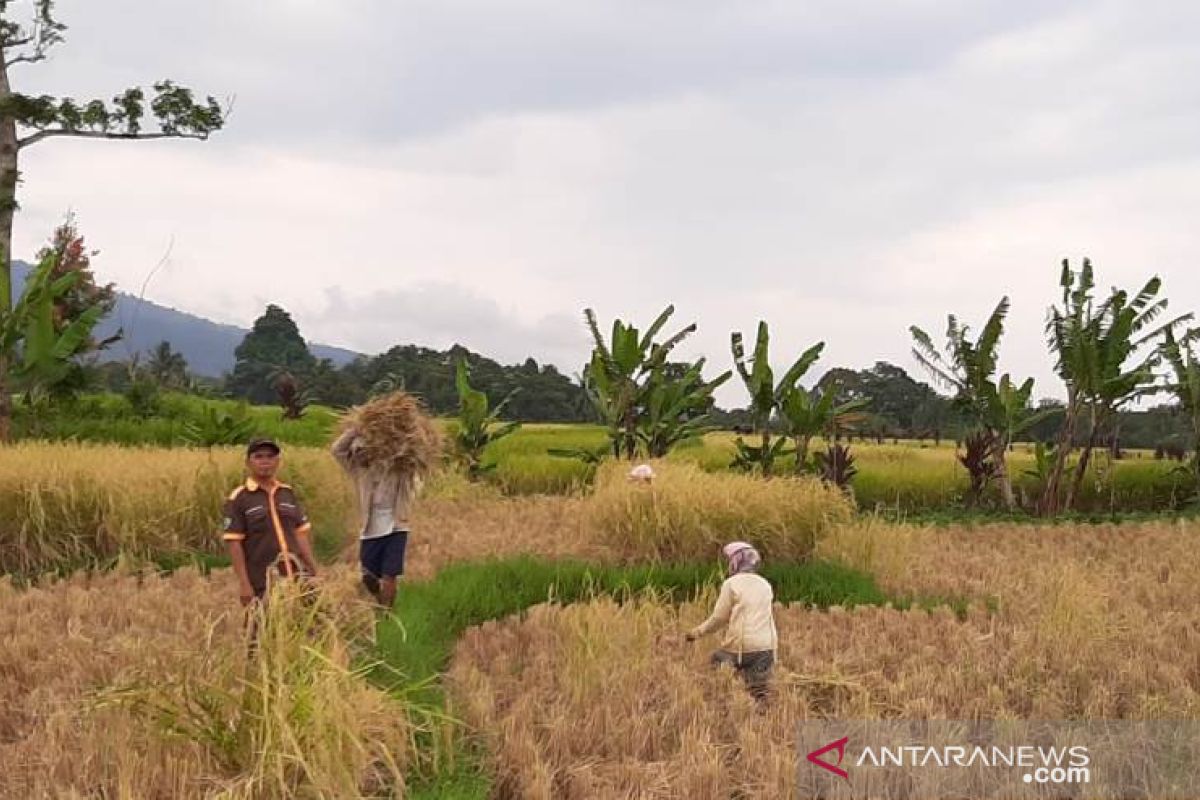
top-left (330, 427), bottom-right (359, 470)
top-left (226, 540), bottom-right (255, 606)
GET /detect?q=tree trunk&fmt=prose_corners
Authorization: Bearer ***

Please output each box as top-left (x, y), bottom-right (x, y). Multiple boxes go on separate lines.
top-left (623, 405), bottom-right (637, 460)
top-left (993, 435), bottom-right (1017, 511)
top-left (793, 435), bottom-right (809, 473)
top-left (1038, 392), bottom-right (1078, 516)
top-left (0, 50), bottom-right (18, 443)
top-left (760, 428), bottom-right (771, 476)
top-left (1066, 408), bottom-right (1102, 512)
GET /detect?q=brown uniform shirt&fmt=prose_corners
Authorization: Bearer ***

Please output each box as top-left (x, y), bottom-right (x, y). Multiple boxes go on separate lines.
top-left (220, 478), bottom-right (311, 595)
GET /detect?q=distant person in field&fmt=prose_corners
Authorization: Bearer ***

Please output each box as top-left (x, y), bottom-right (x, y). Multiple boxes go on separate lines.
top-left (331, 427), bottom-right (419, 610)
top-left (221, 437), bottom-right (319, 607)
top-left (686, 541), bottom-right (778, 704)
top-left (628, 463), bottom-right (655, 484)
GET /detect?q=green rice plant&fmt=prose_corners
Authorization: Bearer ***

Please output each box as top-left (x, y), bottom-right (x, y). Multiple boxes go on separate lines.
top-left (487, 454), bottom-right (594, 496)
top-left (13, 391), bottom-right (343, 447)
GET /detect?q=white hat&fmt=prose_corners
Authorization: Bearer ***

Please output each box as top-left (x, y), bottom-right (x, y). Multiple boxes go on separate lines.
top-left (629, 464), bottom-right (655, 482)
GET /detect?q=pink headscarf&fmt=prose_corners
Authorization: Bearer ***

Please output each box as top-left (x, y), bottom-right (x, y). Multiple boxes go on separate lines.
top-left (723, 541), bottom-right (762, 575)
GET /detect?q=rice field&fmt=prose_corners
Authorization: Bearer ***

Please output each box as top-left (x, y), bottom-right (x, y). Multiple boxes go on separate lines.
top-left (486, 427), bottom-right (1191, 513)
top-left (0, 443), bottom-right (356, 574)
top-left (448, 519), bottom-right (1200, 798)
top-left (0, 566), bottom-right (412, 799)
top-left (2, 441), bottom-right (1199, 797)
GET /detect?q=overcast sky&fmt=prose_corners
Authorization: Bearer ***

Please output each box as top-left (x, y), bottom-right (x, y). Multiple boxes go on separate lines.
top-left (11, 0), bottom-right (1200, 406)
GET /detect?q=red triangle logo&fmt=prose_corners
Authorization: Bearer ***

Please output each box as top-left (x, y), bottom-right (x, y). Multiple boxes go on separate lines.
top-left (807, 736), bottom-right (850, 780)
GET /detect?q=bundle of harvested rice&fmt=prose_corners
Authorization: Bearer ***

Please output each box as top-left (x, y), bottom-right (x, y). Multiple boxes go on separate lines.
top-left (333, 391), bottom-right (443, 477)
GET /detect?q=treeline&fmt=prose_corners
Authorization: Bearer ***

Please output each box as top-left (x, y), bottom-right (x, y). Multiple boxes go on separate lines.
top-left (14, 247), bottom-right (1196, 460)
top-left (87, 305), bottom-right (594, 422)
top-left (712, 361), bottom-right (1192, 451)
top-left (75, 303), bottom-right (1192, 452)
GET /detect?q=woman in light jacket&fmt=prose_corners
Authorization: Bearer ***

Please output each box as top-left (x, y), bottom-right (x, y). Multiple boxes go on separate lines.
top-left (686, 541), bottom-right (778, 702)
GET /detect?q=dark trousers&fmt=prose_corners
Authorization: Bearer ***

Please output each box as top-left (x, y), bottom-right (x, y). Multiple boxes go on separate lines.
top-left (711, 649), bottom-right (774, 700)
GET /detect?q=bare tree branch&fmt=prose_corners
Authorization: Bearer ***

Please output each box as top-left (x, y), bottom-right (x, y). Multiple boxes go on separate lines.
top-left (19, 128), bottom-right (210, 149)
top-left (5, 52), bottom-right (46, 68)
top-left (120, 236), bottom-right (175, 363)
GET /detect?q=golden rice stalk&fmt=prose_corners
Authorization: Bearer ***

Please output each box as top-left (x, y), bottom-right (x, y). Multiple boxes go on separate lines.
top-left (335, 391), bottom-right (443, 478)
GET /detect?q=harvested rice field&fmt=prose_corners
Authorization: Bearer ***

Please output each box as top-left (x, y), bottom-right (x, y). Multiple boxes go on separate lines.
top-left (2, 447), bottom-right (1199, 797)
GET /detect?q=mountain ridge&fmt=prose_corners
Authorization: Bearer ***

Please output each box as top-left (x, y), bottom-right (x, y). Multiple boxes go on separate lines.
top-left (12, 260), bottom-right (362, 377)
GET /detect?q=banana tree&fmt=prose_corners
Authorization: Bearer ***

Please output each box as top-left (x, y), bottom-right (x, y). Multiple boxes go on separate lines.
top-left (2, 250), bottom-right (106, 400)
top-left (1043, 261), bottom-right (1189, 513)
top-left (454, 359), bottom-right (521, 480)
top-left (636, 357), bottom-right (731, 458)
top-left (778, 380), bottom-right (870, 472)
top-left (584, 305), bottom-right (696, 459)
top-left (1070, 281), bottom-right (1186, 509)
top-left (993, 374), bottom-right (1059, 495)
top-left (911, 297), bottom-right (1027, 510)
top-left (1161, 327), bottom-right (1200, 484)
top-left (730, 320), bottom-right (824, 476)
top-left (1040, 260), bottom-right (1098, 514)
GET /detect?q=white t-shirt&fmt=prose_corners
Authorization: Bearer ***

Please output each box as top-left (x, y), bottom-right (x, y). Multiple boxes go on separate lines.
top-left (360, 471), bottom-right (414, 540)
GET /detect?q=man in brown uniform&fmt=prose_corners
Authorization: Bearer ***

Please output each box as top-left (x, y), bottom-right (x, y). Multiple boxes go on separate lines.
top-left (221, 437), bottom-right (319, 605)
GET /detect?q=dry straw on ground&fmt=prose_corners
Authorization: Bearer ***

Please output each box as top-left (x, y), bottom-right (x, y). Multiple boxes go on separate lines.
top-left (0, 566), bottom-right (410, 799)
top-left (449, 519), bottom-right (1200, 798)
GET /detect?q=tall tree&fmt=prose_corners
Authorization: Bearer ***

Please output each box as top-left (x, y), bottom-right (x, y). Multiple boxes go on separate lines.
top-left (35, 213), bottom-right (117, 350)
top-left (818, 361), bottom-right (956, 440)
top-left (227, 305), bottom-right (316, 404)
top-left (146, 340), bottom-right (187, 389)
top-left (0, 1), bottom-right (225, 439)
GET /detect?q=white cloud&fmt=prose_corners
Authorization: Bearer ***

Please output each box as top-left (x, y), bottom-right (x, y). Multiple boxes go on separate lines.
top-left (7, 0), bottom-right (1200, 408)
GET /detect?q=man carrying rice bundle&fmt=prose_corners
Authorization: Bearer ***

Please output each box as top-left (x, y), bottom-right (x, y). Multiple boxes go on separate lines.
top-left (331, 391), bottom-right (441, 610)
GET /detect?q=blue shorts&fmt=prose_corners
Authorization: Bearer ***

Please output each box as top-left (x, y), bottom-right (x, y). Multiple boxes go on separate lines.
top-left (360, 530), bottom-right (409, 579)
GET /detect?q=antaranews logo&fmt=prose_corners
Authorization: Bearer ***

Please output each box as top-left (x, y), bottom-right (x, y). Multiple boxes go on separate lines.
top-left (804, 733), bottom-right (1091, 789)
top-left (807, 736), bottom-right (850, 780)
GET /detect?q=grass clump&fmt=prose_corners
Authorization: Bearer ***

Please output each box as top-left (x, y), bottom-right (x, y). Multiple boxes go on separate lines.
top-left (102, 577), bottom-right (411, 799)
